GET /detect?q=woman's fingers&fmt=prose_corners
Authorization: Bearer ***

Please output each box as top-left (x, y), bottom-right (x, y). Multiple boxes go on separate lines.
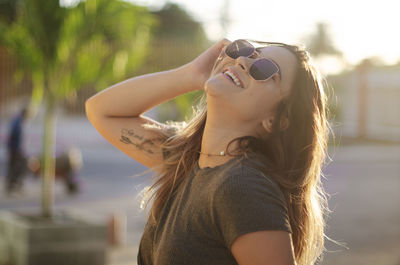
top-left (183, 38), bottom-right (232, 90)
top-left (203, 38), bottom-right (231, 69)
top-left (218, 38), bottom-right (232, 49)
top-left (215, 38), bottom-right (231, 50)
top-left (210, 38), bottom-right (231, 59)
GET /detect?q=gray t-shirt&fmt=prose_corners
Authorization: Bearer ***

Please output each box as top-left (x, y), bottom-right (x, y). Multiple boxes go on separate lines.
top-left (137, 156), bottom-right (291, 265)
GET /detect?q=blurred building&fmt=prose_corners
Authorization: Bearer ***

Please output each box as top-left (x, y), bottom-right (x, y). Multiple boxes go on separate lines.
top-left (329, 62), bottom-right (400, 142)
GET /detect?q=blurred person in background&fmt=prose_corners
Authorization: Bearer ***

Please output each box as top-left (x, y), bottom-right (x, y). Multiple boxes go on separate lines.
top-left (86, 38), bottom-right (331, 265)
top-left (4, 106), bottom-right (29, 195)
top-left (27, 146), bottom-right (83, 195)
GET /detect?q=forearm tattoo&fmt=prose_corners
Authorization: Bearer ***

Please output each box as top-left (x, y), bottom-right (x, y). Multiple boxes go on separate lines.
top-left (120, 128), bottom-right (163, 155)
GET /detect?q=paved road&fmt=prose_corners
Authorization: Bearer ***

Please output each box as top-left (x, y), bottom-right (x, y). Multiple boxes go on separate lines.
top-left (0, 115), bottom-right (152, 264)
top-left (322, 142), bottom-right (400, 265)
top-left (1, 115), bottom-right (399, 265)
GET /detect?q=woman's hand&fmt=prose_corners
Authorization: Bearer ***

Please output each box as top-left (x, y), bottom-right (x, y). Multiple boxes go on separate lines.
top-left (183, 38), bottom-right (231, 91)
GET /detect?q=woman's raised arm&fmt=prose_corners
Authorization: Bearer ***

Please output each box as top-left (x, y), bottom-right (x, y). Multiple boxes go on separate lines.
top-left (85, 39), bottom-right (230, 170)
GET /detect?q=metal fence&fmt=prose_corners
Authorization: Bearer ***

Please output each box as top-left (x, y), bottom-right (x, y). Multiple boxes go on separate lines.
top-left (0, 39), bottom-right (208, 118)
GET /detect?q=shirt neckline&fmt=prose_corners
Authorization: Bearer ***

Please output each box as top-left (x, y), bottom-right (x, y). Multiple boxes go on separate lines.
top-left (195, 156), bottom-right (244, 172)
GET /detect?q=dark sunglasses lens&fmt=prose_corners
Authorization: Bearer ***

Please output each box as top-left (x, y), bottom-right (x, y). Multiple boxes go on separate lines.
top-left (250, 59), bottom-right (279, 80)
top-left (225, 40), bottom-right (254, 59)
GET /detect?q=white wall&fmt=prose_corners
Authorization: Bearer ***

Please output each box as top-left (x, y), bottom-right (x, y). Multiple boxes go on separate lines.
top-left (330, 65), bottom-right (400, 142)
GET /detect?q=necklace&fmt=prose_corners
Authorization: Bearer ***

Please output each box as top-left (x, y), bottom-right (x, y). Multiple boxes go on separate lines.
top-left (198, 150), bottom-right (232, 156)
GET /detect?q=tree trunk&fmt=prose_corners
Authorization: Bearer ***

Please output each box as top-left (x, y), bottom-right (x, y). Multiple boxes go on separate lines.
top-left (41, 79), bottom-right (56, 218)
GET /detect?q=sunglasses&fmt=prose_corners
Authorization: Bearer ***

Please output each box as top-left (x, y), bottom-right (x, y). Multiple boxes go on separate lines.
top-left (224, 39), bottom-right (281, 81)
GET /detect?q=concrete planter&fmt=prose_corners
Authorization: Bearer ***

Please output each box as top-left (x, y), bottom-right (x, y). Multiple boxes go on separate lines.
top-left (0, 210), bottom-right (107, 265)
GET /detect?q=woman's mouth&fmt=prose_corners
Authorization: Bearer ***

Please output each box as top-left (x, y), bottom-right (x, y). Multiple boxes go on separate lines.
top-left (222, 70), bottom-right (243, 88)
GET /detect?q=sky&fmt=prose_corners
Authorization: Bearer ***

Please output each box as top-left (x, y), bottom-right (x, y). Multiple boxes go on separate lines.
top-left (62, 0), bottom-right (400, 72)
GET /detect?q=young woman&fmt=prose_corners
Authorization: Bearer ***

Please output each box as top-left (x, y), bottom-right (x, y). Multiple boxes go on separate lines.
top-left (86, 38), bottom-right (331, 265)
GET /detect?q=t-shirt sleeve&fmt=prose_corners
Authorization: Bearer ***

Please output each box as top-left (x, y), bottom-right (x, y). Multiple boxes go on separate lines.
top-left (212, 167), bottom-right (292, 249)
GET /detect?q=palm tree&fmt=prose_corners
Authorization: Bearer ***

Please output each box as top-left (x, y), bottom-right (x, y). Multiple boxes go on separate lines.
top-left (306, 22), bottom-right (342, 58)
top-left (0, 0), bottom-right (155, 217)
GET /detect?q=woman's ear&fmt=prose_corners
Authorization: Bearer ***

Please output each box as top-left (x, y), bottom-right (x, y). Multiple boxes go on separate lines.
top-left (261, 117), bottom-right (274, 134)
top-left (262, 116), bottom-right (290, 134)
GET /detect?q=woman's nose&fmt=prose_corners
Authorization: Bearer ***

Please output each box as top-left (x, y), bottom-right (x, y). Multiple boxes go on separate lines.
top-left (235, 56), bottom-right (251, 72)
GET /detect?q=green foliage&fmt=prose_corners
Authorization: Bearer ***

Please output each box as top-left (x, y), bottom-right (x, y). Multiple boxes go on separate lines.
top-left (157, 90), bottom-right (204, 122)
top-left (152, 3), bottom-right (207, 42)
top-left (141, 3), bottom-right (210, 121)
top-left (0, 0), bottom-right (156, 103)
top-left (0, 0), bottom-right (207, 121)
top-left (0, 0), bottom-right (19, 24)
top-left (0, 0), bottom-right (156, 217)
top-left (25, 0), bottom-right (65, 63)
top-left (54, 0), bottom-right (155, 99)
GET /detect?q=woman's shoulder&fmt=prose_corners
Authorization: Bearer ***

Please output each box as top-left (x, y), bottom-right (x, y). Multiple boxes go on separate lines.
top-left (215, 157), bottom-right (286, 202)
top-left (211, 156), bottom-right (290, 234)
top-left (218, 156), bottom-right (278, 185)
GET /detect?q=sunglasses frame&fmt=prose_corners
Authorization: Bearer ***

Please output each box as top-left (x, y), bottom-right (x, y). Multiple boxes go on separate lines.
top-left (224, 39), bottom-right (282, 81)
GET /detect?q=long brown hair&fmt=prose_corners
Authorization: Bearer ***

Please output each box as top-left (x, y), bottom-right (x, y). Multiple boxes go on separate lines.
top-left (143, 42), bottom-right (333, 265)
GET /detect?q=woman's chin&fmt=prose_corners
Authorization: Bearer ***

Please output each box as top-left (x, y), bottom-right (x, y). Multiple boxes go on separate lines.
top-left (205, 74), bottom-right (241, 97)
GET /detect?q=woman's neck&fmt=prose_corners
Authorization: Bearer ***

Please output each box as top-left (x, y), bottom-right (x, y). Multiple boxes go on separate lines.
top-left (198, 120), bottom-right (251, 169)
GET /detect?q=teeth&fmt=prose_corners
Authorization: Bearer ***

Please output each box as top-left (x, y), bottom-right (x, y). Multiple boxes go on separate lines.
top-left (224, 70), bottom-right (242, 87)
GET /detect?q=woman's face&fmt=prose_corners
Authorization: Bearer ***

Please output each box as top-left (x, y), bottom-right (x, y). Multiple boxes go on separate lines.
top-left (204, 42), bottom-right (298, 135)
